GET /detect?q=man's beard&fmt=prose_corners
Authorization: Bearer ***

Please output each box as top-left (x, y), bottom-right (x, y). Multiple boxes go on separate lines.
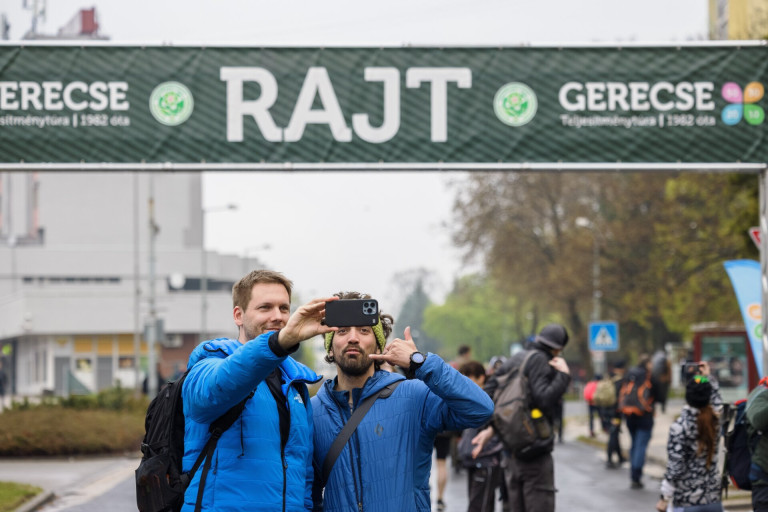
top-left (336, 351), bottom-right (375, 377)
top-left (243, 323), bottom-right (280, 341)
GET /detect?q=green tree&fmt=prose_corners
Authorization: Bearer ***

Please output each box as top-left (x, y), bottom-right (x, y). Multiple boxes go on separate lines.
top-left (421, 274), bottom-right (558, 363)
top-left (451, 173), bottom-right (601, 371)
top-left (449, 172), bottom-right (757, 369)
top-left (392, 269), bottom-right (442, 355)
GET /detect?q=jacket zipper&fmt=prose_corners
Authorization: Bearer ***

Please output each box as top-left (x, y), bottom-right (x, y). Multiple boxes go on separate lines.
top-left (281, 449), bottom-right (287, 512)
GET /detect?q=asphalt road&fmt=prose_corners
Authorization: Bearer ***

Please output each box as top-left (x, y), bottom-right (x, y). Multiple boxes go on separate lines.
top-left (26, 441), bottom-right (665, 512)
top-left (9, 400), bottom-right (752, 512)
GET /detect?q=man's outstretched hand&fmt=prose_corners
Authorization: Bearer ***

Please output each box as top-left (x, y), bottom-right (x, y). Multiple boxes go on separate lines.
top-left (277, 297), bottom-right (337, 350)
top-left (369, 326), bottom-right (420, 369)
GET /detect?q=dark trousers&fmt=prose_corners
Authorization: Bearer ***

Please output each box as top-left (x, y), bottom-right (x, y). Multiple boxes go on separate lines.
top-left (606, 419), bottom-right (624, 464)
top-left (625, 414), bottom-right (653, 483)
top-left (467, 465), bottom-right (502, 512)
top-left (503, 452), bottom-right (555, 512)
top-left (587, 404), bottom-right (600, 434)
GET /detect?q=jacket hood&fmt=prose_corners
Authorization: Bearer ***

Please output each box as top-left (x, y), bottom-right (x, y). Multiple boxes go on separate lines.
top-left (187, 337), bottom-right (241, 367)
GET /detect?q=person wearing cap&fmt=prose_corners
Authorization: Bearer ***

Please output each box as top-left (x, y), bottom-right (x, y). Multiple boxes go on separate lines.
top-left (479, 323), bottom-right (571, 512)
top-left (656, 363), bottom-right (723, 512)
top-left (310, 291), bottom-right (494, 512)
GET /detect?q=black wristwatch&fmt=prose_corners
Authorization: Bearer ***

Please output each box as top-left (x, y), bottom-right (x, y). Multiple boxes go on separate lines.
top-left (408, 351), bottom-right (426, 378)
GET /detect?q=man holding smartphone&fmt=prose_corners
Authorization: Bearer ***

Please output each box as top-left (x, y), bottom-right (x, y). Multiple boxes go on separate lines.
top-left (311, 291), bottom-right (494, 512)
top-left (181, 270), bottom-right (336, 512)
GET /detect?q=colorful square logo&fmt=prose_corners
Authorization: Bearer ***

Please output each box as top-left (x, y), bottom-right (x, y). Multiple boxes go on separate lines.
top-left (721, 81), bottom-right (764, 126)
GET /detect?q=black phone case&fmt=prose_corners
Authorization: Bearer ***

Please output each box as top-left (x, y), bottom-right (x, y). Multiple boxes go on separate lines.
top-left (324, 299), bottom-right (379, 327)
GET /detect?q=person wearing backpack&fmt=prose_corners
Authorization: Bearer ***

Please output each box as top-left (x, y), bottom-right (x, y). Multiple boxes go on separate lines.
top-left (655, 365), bottom-right (724, 512)
top-left (620, 354), bottom-right (662, 489)
top-left (181, 270), bottom-right (335, 512)
top-left (746, 377), bottom-right (768, 511)
top-left (582, 375), bottom-right (600, 438)
top-left (478, 323), bottom-right (571, 512)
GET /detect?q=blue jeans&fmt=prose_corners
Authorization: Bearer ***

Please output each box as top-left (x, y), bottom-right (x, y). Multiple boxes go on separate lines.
top-left (625, 414), bottom-right (652, 482)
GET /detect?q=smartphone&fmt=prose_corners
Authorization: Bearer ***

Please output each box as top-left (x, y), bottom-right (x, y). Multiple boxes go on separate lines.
top-left (324, 299), bottom-right (379, 327)
top-left (683, 362), bottom-right (702, 378)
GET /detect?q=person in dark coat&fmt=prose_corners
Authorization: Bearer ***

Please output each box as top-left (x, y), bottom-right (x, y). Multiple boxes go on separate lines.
top-left (479, 323), bottom-right (571, 512)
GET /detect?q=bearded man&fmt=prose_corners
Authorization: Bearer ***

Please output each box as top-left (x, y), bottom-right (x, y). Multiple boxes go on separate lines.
top-left (310, 291), bottom-right (493, 512)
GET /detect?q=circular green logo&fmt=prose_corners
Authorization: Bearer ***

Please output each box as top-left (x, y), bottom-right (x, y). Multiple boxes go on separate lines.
top-left (494, 82), bottom-right (538, 127)
top-left (149, 82), bottom-right (194, 126)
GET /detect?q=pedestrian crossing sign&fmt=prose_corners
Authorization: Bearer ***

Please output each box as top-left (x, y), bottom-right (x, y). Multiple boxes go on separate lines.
top-left (589, 322), bottom-right (619, 351)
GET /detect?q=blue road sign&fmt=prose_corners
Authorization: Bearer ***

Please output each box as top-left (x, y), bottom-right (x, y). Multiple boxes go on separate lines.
top-left (589, 321), bottom-right (619, 351)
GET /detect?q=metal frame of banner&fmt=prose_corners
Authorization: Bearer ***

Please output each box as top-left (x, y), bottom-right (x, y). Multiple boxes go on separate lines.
top-left (1, 40), bottom-right (765, 48)
top-left (0, 162), bottom-right (765, 173)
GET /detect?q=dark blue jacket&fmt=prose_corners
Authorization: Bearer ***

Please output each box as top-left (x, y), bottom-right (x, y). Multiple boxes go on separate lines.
top-left (311, 354), bottom-right (494, 512)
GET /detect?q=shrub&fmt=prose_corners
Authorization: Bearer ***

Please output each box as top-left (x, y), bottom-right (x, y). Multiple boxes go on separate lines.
top-left (0, 386), bottom-right (148, 457)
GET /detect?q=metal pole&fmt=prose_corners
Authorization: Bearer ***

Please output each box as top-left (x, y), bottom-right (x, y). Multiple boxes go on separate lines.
top-left (591, 231), bottom-right (605, 376)
top-left (200, 219), bottom-right (207, 344)
top-left (761, 170), bottom-right (767, 380)
top-left (133, 172), bottom-right (141, 396)
top-left (147, 175), bottom-right (158, 398)
top-left (592, 233), bottom-right (601, 323)
top-left (200, 204), bottom-right (238, 343)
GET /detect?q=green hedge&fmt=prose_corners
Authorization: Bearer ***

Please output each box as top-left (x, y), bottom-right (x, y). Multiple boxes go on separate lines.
top-left (0, 387), bottom-right (147, 457)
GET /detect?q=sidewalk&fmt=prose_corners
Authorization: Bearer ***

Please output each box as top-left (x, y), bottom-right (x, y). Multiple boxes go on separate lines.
top-left (0, 454), bottom-right (138, 512)
top-left (564, 398), bottom-right (752, 509)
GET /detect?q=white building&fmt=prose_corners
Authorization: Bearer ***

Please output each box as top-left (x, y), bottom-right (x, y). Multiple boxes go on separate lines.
top-left (0, 171), bottom-right (250, 397)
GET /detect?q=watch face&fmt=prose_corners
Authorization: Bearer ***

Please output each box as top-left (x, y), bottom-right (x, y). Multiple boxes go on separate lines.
top-left (411, 352), bottom-right (426, 364)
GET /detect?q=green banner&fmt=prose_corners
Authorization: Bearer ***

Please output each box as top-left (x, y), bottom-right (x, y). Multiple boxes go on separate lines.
top-left (0, 44), bottom-right (765, 166)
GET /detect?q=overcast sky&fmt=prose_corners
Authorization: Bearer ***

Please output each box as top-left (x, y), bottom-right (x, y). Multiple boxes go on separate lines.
top-left (1, 1), bottom-right (710, 314)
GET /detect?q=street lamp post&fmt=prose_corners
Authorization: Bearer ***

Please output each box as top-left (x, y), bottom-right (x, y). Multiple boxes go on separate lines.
top-left (576, 216), bottom-right (604, 376)
top-left (201, 204), bottom-right (238, 343)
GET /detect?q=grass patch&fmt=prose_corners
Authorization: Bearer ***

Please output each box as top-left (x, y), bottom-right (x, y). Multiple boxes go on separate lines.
top-left (0, 481), bottom-right (43, 512)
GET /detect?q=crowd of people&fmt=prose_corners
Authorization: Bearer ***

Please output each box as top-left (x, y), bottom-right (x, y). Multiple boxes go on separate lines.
top-left (171, 266), bottom-right (768, 512)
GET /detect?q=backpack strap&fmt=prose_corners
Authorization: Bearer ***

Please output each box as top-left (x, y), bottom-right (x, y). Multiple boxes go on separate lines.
top-left (321, 380), bottom-right (402, 486)
top-left (492, 350), bottom-right (536, 402)
top-left (519, 350), bottom-right (537, 377)
top-left (190, 390), bottom-right (254, 512)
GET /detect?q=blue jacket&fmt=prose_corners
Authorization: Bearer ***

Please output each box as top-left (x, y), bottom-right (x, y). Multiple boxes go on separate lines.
top-left (182, 333), bottom-right (321, 512)
top-left (311, 354), bottom-right (494, 512)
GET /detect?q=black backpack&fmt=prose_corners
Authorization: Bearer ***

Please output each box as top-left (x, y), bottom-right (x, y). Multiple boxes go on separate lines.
top-left (491, 351), bottom-right (553, 461)
top-left (135, 370), bottom-right (251, 512)
top-left (722, 398), bottom-right (763, 496)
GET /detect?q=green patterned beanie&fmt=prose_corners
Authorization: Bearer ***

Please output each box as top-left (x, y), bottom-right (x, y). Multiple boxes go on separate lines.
top-left (325, 317), bottom-right (387, 353)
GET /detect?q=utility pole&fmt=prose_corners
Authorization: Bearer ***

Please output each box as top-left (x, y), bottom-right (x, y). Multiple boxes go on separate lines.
top-left (200, 204), bottom-right (237, 343)
top-left (22, 0), bottom-right (46, 38)
top-left (133, 173), bottom-right (141, 396)
top-left (147, 176), bottom-right (159, 398)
